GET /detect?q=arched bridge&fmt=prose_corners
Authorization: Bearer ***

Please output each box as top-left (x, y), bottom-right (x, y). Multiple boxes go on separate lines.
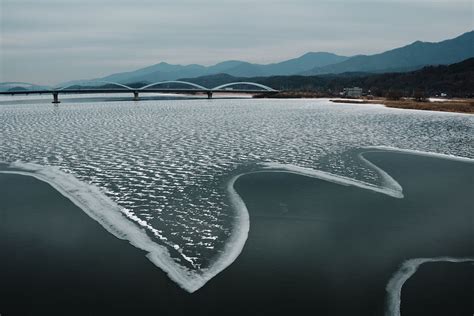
top-left (0, 80), bottom-right (278, 103)
top-left (56, 80), bottom-right (134, 91)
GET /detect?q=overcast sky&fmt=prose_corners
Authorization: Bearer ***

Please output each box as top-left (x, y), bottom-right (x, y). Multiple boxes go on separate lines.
top-left (1, 0), bottom-right (472, 85)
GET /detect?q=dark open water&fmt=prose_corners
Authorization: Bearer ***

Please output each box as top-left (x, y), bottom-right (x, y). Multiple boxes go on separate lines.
top-left (1, 150), bottom-right (472, 315)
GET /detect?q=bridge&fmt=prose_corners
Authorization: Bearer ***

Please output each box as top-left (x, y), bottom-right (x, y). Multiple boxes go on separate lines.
top-left (0, 81), bottom-right (279, 103)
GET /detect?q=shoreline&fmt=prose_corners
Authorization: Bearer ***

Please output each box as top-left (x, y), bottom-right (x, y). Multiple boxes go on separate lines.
top-left (254, 91), bottom-right (474, 114)
top-left (329, 98), bottom-right (474, 114)
top-left (2, 93), bottom-right (472, 114)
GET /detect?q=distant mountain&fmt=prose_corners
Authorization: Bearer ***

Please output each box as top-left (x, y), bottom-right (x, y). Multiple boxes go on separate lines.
top-left (101, 62), bottom-right (207, 84)
top-left (63, 52), bottom-right (348, 86)
top-left (57, 30), bottom-right (473, 87)
top-left (50, 57), bottom-right (474, 99)
top-left (217, 52), bottom-right (349, 77)
top-left (302, 31), bottom-right (474, 75)
top-left (260, 52), bottom-right (349, 75)
top-left (179, 73), bottom-right (239, 89)
top-left (0, 83), bottom-right (51, 92)
top-left (181, 58), bottom-right (474, 98)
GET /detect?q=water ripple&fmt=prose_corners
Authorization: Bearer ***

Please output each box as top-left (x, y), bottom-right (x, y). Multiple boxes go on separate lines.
top-left (0, 99), bottom-right (472, 271)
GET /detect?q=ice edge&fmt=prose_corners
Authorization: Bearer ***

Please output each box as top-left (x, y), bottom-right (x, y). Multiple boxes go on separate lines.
top-left (0, 163), bottom-right (206, 293)
top-left (1, 146), bottom-right (471, 293)
top-left (385, 257), bottom-right (474, 316)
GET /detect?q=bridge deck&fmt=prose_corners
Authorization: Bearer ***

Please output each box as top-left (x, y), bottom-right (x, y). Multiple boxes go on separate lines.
top-left (0, 89), bottom-right (277, 95)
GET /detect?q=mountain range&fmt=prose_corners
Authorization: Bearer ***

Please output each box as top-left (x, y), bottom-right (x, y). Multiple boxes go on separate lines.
top-left (180, 58), bottom-right (474, 98)
top-left (88, 52), bottom-right (348, 85)
top-left (0, 30), bottom-right (470, 90)
top-left (79, 30), bottom-right (472, 86)
top-left (302, 30), bottom-right (474, 75)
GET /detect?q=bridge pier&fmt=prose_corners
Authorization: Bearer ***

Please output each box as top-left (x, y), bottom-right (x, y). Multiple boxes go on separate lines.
top-left (0, 81), bottom-right (280, 102)
top-left (52, 92), bottom-right (60, 104)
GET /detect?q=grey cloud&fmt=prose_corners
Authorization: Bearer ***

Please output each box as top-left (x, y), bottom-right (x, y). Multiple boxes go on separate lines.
top-left (1, 0), bottom-right (472, 84)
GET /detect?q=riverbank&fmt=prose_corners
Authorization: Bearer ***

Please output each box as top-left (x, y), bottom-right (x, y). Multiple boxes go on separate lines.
top-left (330, 98), bottom-right (474, 113)
top-left (253, 91), bottom-right (328, 98)
top-left (254, 91), bottom-right (474, 113)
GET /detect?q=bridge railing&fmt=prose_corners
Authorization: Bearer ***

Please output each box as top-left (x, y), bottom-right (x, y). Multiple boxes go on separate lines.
top-left (211, 82), bottom-right (277, 92)
top-left (1, 80), bottom-right (279, 102)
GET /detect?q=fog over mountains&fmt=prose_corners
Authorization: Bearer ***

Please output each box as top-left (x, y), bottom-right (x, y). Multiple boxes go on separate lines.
top-left (22, 30), bottom-right (471, 87)
top-left (302, 30), bottom-right (474, 75)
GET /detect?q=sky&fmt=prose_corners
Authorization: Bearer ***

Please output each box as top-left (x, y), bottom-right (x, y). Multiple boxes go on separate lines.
top-left (1, 0), bottom-right (473, 85)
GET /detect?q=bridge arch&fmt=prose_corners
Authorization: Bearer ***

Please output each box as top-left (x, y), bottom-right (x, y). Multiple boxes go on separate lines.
top-left (139, 81), bottom-right (208, 91)
top-left (56, 80), bottom-right (133, 91)
top-left (212, 82), bottom-right (276, 92)
top-left (0, 82), bottom-right (52, 89)
top-left (0, 82), bottom-right (44, 87)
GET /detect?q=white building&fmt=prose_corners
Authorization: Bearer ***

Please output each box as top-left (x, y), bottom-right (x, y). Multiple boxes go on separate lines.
top-left (343, 87), bottom-right (363, 98)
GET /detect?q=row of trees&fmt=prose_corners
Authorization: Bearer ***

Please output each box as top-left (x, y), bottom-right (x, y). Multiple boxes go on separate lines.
top-left (375, 88), bottom-right (428, 101)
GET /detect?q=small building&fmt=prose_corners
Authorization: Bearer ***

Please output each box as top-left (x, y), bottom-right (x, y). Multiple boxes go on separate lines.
top-left (343, 87), bottom-right (363, 98)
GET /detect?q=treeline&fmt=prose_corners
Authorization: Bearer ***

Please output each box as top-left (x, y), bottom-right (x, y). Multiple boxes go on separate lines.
top-left (180, 58), bottom-right (474, 98)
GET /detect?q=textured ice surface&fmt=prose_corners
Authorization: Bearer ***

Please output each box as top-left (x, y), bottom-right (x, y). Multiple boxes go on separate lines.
top-left (385, 257), bottom-right (474, 316)
top-left (1, 98), bottom-right (473, 276)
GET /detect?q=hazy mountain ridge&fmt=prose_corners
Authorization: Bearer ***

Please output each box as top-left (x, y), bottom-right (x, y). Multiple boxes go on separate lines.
top-left (96, 52), bottom-right (348, 84)
top-left (302, 31), bottom-right (474, 75)
top-left (180, 58), bottom-right (474, 97)
top-left (63, 53), bottom-right (343, 86)
top-left (96, 31), bottom-right (473, 84)
top-left (5, 30), bottom-right (473, 89)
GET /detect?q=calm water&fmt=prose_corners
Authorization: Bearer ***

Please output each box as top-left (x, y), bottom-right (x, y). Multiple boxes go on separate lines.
top-left (0, 96), bottom-right (473, 314)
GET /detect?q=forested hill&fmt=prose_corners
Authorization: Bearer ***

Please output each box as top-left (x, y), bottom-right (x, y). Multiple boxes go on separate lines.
top-left (180, 58), bottom-right (474, 97)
